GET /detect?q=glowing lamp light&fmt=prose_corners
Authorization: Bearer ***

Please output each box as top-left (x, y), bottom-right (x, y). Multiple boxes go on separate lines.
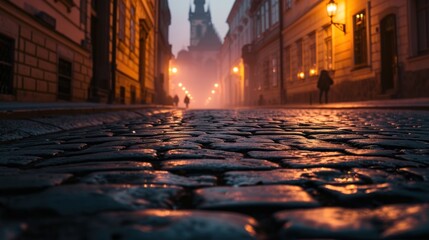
top-left (182, 87), bottom-right (186, 91)
top-left (211, 90), bottom-right (216, 94)
top-left (232, 67), bottom-right (239, 73)
top-left (185, 91), bottom-right (189, 94)
top-left (178, 83), bottom-right (183, 87)
top-left (297, 71), bottom-right (305, 80)
top-left (309, 68), bottom-right (318, 77)
top-left (326, 0), bottom-right (346, 33)
top-left (326, 0), bottom-right (337, 18)
top-left (214, 83), bottom-right (219, 88)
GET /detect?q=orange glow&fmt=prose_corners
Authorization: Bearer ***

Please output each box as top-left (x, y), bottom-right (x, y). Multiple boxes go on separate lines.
top-left (232, 66), bottom-right (239, 73)
top-left (182, 87), bottom-right (186, 91)
top-left (178, 83), bottom-right (183, 87)
top-left (309, 68), bottom-right (317, 76)
top-left (326, 0), bottom-right (337, 17)
top-left (214, 83), bottom-right (219, 88)
top-left (297, 71), bottom-right (305, 79)
top-left (171, 67), bottom-right (178, 74)
top-left (211, 90), bottom-right (216, 94)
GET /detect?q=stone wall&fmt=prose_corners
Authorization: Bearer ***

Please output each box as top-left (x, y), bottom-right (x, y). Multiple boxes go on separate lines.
top-left (0, 3), bottom-right (92, 102)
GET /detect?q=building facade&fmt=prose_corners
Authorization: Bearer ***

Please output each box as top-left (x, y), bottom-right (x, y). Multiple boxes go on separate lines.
top-left (90, 0), bottom-right (157, 104)
top-left (154, 0), bottom-right (172, 105)
top-left (0, 0), bottom-right (92, 102)
top-left (219, 0), bottom-right (252, 107)
top-left (243, 0), bottom-right (281, 106)
top-left (282, 0), bottom-right (429, 104)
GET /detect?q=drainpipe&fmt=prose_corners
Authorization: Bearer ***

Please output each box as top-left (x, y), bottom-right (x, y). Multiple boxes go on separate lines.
top-left (109, 0), bottom-right (118, 104)
top-left (279, 0), bottom-right (285, 104)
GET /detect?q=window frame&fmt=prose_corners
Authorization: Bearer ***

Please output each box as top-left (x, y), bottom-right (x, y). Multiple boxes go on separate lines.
top-left (353, 10), bottom-right (368, 67)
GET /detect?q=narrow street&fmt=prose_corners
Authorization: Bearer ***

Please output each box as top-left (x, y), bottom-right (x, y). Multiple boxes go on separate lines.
top-left (1, 108), bottom-right (429, 239)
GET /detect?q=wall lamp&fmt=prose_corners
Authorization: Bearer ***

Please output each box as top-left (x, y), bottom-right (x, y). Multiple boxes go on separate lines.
top-left (326, 0), bottom-right (346, 33)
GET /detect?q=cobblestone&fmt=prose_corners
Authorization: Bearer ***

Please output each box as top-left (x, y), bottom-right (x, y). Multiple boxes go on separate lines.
top-left (0, 108), bottom-right (428, 239)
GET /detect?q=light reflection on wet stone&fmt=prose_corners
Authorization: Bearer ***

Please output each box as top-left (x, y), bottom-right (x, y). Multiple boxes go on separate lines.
top-left (195, 185), bottom-right (318, 209)
top-left (161, 159), bottom-right (279, 172)
top-left (81, 170), bottom-right (217, 187)
top-left (0, 184), bottom-right (182, 215)
top-left (89, 210), bottom-right (258, 240)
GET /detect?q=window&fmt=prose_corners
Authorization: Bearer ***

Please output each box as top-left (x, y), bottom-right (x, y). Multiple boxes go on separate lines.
top-left (265, 1), bottom-right (270, 29)
top-left (196, 25), bottom-right (202, 38)
top-left (284, 46), bottom-right (291, 81)
top-left (261, 5), bottom-right (266, 33)
top-left (263, 60), bottom-right (270, 89)
top-left (130, 85), bottom-right (136, 104)
top-left (118, 0), bottom-right (125, 41)
top-left (308, 32), bottom-right (316, 70)
top-left (416, 0), bottom-right (429, 53)
top-left (58, 58), bottom-right (72, 100)
top-left (296, 39), bottom-right (303, 69)
top-left (256, 9), bottom-right (261, 37)
top-left (271, 0), bottom-right (279, 24)
top-left (296, 39), bottom-right (303, 80)
top-left (80, 0), bottom-right (87, 26)
top-left (271, 55), bottom-right (278, 87)
top-left (353, 11), bottom-right (368, 66)
top-left (130, 5), bottom-right (136, 51)
top-left (0, 34), bottom-right (14, 95)
top-left (119, 86), bottom-right (126, 104)
top-left (324, 26), bottom-right (333, 70)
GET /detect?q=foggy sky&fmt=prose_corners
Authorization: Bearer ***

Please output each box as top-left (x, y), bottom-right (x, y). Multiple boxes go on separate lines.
top-left (168, 0), bottom-right (235, 56)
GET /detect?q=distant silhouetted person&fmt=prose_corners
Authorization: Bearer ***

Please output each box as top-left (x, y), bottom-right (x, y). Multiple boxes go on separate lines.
top-left (184, 95), bottom-right (190, 108)
top-left (173, 94), bottom-right (179, 107)
top-left (258, 94), bottom-right (265, 106)
top-left (317, 70), bottom-right (333, 104)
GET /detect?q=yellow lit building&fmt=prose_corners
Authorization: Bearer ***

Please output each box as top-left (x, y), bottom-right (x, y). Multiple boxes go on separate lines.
top-left (282, 0), bottom-right (429, 104)
top-left (91, 0), bottom-right (157, 104)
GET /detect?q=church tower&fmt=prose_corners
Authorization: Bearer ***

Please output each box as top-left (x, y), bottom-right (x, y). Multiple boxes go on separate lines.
top-left (188, 0), bottom-right (219, 50)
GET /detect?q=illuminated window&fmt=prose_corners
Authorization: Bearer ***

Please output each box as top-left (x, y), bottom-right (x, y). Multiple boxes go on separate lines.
top-left (130, 5), bottom-right (136, 52)
top-left (308, 32), bottom-right (316, 73)
top-left (416, 0), bottom-right (429, 54)
top-left (353, 10), bottom-right (368, 66)
top-left (118, 0), bottom-right (125, 41)
top-left (0, 34), bottom-right (14, 95)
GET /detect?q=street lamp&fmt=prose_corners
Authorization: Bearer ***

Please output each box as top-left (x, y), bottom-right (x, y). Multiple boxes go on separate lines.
top-left (326, 0), bottom-right (346, 33)
top-left (214, 83), bottom-right (219, 88)
top-left (232, 66), bottom-right (239, 74)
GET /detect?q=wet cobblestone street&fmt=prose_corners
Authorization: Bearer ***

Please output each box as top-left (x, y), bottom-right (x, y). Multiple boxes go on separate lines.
top-left (1, 108), bottom-right (429, 239)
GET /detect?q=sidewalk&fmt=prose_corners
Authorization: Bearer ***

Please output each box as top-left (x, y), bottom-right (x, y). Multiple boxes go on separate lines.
top-left (1, 97), bottom-right (429, 117)
top-left (0, 102), bottom-right (172, 119)
top-left (260, 97), bottom-right (429, 111)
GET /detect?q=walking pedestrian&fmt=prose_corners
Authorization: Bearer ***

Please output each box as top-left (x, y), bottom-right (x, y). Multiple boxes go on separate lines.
top-left (184, 95), bottom-right (190, 108)
top-left (173, 94), bottom-right (179, 107)
top-left (317, 70), bottom-right (333, 104)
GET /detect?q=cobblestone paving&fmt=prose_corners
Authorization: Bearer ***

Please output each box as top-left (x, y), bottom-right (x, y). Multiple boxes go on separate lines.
top-left (1, 109), bottom-right (429, 239)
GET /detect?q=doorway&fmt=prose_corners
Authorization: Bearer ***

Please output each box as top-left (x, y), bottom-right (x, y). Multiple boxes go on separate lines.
top-left (380, 14), bottom-right (398, 94)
